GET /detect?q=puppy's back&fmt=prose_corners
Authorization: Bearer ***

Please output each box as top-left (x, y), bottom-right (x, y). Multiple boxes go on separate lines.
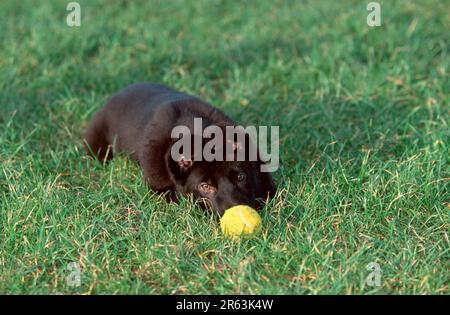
top-left (84, 82), bottom-right (231, 161)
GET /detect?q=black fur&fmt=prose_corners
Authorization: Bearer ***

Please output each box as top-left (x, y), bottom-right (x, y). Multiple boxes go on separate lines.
top-left (84, 82), bottom-right (276, 216)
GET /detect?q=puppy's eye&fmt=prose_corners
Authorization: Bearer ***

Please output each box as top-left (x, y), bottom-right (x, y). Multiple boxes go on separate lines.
top-left (237, 172), bottom-right (246, 182)
top-left (199, 183), bottom-right (210, 191)
top-left (198, 182), bottom-right (217, 195)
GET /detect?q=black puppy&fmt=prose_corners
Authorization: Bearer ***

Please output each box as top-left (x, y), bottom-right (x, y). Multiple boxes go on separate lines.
top-left (84, 83), bottom-right (276, 216)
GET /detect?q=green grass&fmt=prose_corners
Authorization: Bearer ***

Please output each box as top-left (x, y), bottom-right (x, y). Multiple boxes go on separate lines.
top-left (0, 0), bottom-right (448, 294)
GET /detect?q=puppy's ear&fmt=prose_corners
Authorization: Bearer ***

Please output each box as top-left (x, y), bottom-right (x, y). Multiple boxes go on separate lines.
top-left (256, 167), bottom-right (276, 200)
top-left (176, 154), bottom-right (194, 172)
top-left (254, 135), bottom-right (276, 200)
top-left (166, 151), bottom-right (194, 181)
top-left (231, 130), bottom-right (277, 200)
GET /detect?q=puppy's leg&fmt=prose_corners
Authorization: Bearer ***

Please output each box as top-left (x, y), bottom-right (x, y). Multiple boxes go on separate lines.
top-left (84, 112), bottom-right (113, 163)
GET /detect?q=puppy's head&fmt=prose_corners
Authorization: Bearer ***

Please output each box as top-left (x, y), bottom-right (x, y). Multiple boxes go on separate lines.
top-left (166, 128), bottom-right (276, 216)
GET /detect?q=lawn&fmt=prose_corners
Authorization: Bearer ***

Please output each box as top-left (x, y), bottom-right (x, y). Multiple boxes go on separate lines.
top-left (0, 0), bottom-right (448, 294)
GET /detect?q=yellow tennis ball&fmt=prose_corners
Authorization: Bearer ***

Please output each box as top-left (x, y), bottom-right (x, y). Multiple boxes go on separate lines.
top-left (220, 205), bottom-right (262, 239)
